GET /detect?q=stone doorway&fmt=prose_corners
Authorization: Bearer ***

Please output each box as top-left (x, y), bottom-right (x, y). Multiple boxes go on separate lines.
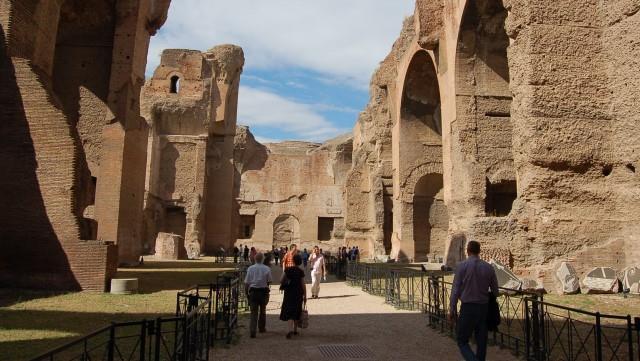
top-left (413, 174), bottom-right (448, 261)
top-left (273, 214), bottom-right (300, 247)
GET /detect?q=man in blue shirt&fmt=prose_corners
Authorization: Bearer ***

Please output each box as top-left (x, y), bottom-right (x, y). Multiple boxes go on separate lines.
top-left (449, 241), bottom-right (499, 361)
top-left (244, 253), bottom-right (273, 338)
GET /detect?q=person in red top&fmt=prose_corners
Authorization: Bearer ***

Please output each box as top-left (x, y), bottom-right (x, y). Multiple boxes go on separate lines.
top-left (282, 244), bottom-right (298, 270)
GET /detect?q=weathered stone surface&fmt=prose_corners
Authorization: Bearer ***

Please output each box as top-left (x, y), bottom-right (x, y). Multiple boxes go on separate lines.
top-left (141, 46), bottom-right (244, 255)
top-left (490, 260), bottom-right (522, 291)
top-left (154, 233), bottom-right (185, 261)
top-left (555, 262), bottom-right (580, 295)
top-left (580, 267), bottom-right (620, 294)
top-left (521, 279), bottom-right (546, 294)
top-left (185, 242), bottom-right (201, 260)
top-left (110, 278), bottom-right (139, 295)
top-left (234, 132), bottom-right (353, 254)
top-left (623, 266), bottom-right (640, 294)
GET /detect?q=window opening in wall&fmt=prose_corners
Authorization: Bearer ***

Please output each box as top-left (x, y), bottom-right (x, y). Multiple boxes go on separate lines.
top-left (239, 215), bottom-right (255, 239)
top-left (485, 179), bottom-right (517, 217)
top-left (90, 176), bottom-right (97, 204)
top-left (170, 75), bottom-right (180, 94)
top-left (164, 206), bottom-right (187, 238)
top-left (318, 217), bottom-right (335, 241)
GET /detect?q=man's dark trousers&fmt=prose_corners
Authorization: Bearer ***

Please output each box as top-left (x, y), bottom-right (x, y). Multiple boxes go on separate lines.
top-left (456, 302), bottom-right (489, 361)
top-left (248, 288), bottom-right (269, 336)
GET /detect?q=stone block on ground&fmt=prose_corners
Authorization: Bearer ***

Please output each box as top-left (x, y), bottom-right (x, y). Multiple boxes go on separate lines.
top-left (154, 232), bottom-right (185, 260)
top-left (623, 266), bottom-right (640, 294)
top-left (521, 278), bottom-right (546, 293)
top-left (185, 242), bottom-right (201, 260)
top-left (580, 267), bottom-right (619, 294)
top-left (490, 260), bottom-right (522, 291)
top-left (555, 262), bottom-right (580, 294)
top-left (110, 278), bottom-right (138, 294)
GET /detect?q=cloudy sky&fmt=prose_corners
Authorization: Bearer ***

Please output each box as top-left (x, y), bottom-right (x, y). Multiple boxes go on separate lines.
top-left (147, 0), bottom-right (415, 142)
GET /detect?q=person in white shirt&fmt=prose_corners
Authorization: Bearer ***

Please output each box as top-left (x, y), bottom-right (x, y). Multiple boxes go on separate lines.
top-left (244, 253), bottom-right (273, 338)
top-left (308, 246), bottom-right (326, 299)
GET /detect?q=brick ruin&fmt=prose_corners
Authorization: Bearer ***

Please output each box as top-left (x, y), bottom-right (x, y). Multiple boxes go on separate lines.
top-left (2, 0), bottom-right (639, 292)
top-left (1, 0), bottom-right (171, 291)
top-left (141, 47), bottom-right (244, 256)
top-left (345, 0), bottom-right (640, 286)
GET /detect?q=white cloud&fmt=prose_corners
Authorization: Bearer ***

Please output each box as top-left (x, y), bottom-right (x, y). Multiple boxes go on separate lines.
top-left (238, 86), bottom-right (349, 142)
top-left (147, 0), bottom-right (415, 88)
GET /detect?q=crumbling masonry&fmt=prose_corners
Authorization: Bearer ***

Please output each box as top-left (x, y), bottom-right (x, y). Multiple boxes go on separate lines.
top-left (345, 0), bottom-right (640, 287)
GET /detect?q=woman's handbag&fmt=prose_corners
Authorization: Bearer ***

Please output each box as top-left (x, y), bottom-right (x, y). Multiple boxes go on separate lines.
top-left (280, 273), bottom-right (291, 291)
top-left (298, 302), bottom-right (309, 329)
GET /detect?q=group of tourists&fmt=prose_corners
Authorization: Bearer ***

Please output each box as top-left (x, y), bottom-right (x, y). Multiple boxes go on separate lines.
top-left (244, 239), bottom-right (499, 359)
top-left (243, 243), bottom-right (327, 340)
top-left (338, 246), bottom-right (360, 261)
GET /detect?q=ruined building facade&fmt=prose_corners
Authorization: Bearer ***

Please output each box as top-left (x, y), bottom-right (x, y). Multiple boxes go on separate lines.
top-left (1, 0), bottom-right (172, 291)
top-left (234, 133), bottom-right (353, 253)
top-left (141, 46), bottom-right (244, 256)
top-left (345, 0), bottom-right (640, 286)
top-left (141, 50), bottom-right (353, 254)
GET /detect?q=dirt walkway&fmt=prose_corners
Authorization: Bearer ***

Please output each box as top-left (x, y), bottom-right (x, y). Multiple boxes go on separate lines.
top-left (212, 265), bottom-right (516, 361)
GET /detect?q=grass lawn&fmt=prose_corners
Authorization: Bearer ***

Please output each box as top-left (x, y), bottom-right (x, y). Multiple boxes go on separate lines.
top-left (0, 258), bottom-right (236, 361)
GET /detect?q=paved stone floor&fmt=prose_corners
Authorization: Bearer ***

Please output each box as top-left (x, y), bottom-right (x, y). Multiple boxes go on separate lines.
top-left (211, 266), bottom-right (517, 361)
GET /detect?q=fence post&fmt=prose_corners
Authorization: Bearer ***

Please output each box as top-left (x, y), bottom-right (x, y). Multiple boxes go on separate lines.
top-left (635, 317), bottom-right (639, 361)
top-left (107, 323), bottom-right (115, 361)
top-left (156, 318), bottom-right (163, 361)
top-left (139, 320), bottom-right (147, 361)
top-left (595, 312), bottom-right (603, 361)
top-left (525, 298), bottom-right (531, 360)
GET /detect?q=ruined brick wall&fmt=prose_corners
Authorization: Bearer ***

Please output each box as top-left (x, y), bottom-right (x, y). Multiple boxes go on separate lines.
top-left (1, 0), bottom-right (171, 290)
top-left (348, 0), bottom-right (640, 287)
top-left (235, 130), bottom-right (353, 254)
top-left (142, 46), bottom-right (244, 255)
top-left (344, 17), bottom-right (416, 258)
top-left (0, 0), bottom-right (117, 291)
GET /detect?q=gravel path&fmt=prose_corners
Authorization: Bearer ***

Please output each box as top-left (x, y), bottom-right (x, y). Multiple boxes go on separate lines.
top-left (212, 266), bottom-right (516, 361)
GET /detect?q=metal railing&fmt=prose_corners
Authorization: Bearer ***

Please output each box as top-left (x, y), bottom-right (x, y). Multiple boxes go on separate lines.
top-left (32, 311), bottom-right (210, 361)
top-left (31, 271), bottom-right (245, 361)
top-left (335, 261), bottom-right (640, 361)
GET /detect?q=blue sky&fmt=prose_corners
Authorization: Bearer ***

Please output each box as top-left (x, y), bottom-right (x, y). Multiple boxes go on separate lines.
top-left (147, 0), bottom-right (415, 142)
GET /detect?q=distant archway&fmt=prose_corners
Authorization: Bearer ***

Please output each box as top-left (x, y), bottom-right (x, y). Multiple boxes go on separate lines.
top-left (273, 214), bottom-right (300, 247)
top-left (170, 75), bottom-right (180, 93)
top-left (413, 174), bottom-right (448, 261)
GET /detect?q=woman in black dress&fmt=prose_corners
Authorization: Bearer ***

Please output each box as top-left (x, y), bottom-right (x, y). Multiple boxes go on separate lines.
top-left (279, 254), bottom-right (307, 339)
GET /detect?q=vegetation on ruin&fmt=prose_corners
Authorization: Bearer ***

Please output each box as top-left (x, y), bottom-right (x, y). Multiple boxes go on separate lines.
top-left (0, 258), bottom-right (234, 361)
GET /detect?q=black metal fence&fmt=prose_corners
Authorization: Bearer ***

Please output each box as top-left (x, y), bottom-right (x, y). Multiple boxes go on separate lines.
top-left (338, 261), bottom-right (640, 361)
top-left (32, 269), bottom-right (245, 361)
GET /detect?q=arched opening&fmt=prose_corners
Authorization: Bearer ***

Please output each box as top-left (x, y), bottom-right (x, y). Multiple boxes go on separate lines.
top-left (273, 214), bottom-right (300, 247)
top-left (170, 75), bottom-right (180, 94)
top-left (456, 0), bottom-right (516, 216)
top-left (413, 174), bottom-right (448, 261)
top-left (398, 50), bottom-right (445, 261)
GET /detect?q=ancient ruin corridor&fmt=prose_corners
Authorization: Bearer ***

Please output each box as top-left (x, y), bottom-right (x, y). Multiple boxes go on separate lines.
top-left (2, 0), bottom-right (640, 359)
top-left (212, 268), bottom-right (516, 361)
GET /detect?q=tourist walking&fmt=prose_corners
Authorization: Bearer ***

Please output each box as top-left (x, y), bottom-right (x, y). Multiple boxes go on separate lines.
top-left (302, 248), bottom-right (309, 268)
top-left (244, 253), bottom-right (272, 338)
top-left (280, 254), bottom-right (307, 339)
top-left (249, 246), bottom-right (257, 264)
top-left (282, 244), bottom-right (298, 270)
top-left (243, 245), bottom-right (249, 262)
top-left (273, 246), bottom-right (280, 265)
top-left (233, 245), bottom-right (240, 263)
top-left (449, 240), bottom-right (499, 361)
top-left (308, 246), bottom-right (326, 298)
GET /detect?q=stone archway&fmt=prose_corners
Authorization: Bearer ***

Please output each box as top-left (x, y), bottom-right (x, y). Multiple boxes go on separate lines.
top-left (413, 174), bottom-right (448, 261)
top-left (455, 0), bottom-right (517, 216)
top-left (393, 50), bottom-right (445, 261)
top-left (273, 214), bottom-right (300, 247)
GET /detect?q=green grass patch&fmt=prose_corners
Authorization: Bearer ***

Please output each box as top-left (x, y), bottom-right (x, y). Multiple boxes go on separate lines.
top-left (0, 258), bottom-right (235, 361)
